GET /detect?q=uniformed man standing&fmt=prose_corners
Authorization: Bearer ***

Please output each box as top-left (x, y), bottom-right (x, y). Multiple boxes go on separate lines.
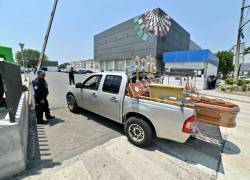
top-left (32, 70), bottom-right (54, 124)
top-left (68, 67), bottom-right (75, 85)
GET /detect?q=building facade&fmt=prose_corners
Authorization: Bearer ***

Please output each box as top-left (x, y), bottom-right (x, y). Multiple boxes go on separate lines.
top-left (69, 59), bottom-right (98, 72)
top-left (162, 49), bottom-right (219, 89)
top-left (94, 8), bottom-right (191, 72)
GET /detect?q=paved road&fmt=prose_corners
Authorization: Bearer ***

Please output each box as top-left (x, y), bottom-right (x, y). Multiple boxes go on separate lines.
top-left (16, 72), bottom-right (244, 179)
top-left (30, 72), bottom-right (88, 109)
top-left (16, 72), bottom-right (123, 176)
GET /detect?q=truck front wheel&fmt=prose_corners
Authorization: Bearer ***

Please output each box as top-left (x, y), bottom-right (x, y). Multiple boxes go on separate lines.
top-left (124, 117), bottom-right (153, 147)
top-left (67, 94), bottom-right (79, 113)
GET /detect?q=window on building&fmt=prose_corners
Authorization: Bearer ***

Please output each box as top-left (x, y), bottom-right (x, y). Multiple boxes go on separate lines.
top-left (115, 60), bottom-right (125, 71)
top-left (102, 75), bottom-right (122, 94)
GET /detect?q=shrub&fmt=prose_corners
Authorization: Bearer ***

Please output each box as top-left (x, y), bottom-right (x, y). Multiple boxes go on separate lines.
top-left (242, 82), bottom-right (247, 92)
top-left (22, 85), bottom-right (28, 91)
top-left (237, 79), bottom-right (244, 86)
top-left (225, 78), bottom-right (235, 85)
top-left (225, 78), bottom-right (250, 86)
top-left (245, 80), bottom-right (250, 84)
top-left (220, 84), bottom-right (233, 92)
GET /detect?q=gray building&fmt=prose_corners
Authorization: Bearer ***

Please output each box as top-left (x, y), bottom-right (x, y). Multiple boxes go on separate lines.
top-left (94, 8), bottom-right (191, 72)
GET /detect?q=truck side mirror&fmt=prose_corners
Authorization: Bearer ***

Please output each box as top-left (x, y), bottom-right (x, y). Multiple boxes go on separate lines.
top-left (75, 83), bottom-right (82, 88)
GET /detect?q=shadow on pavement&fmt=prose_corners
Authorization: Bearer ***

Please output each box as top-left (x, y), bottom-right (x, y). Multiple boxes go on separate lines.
top-left (11, 109), bottom-right (61, 179)
top-left (222, 140), bottom-right (241, 155)
top-left (47, 117), bottom-right (64, 126)
top-left (146, 137), bottom-right (225, 175)
top-left (148, 135), bottom-right (240, 175)
top-left (78, 108), bottom-right (124, 134)
top-left (77, 107), bottom-right (241, 176)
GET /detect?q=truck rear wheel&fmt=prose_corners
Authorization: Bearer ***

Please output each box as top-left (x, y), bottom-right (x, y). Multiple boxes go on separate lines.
top-left (67, 94), bottom-right (79, 113)
top-left (124, 116), bottom-right (153, 147)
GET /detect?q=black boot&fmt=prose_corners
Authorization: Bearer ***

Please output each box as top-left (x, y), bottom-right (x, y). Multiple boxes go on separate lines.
top-left (37, 120), bottom-right (48, 124)
top-left (46, 115), bottom-right (55, 120)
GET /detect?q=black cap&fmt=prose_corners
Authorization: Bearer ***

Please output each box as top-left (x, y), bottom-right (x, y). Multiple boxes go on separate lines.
top-left (37, 70), bottom-right (45, 75)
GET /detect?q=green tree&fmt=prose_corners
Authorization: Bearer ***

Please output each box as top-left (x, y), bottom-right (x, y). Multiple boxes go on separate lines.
top-left (244, 47), bottom-right (250, 55)
top-left (216, 50), bottom-right (234, 79)
top-left (15, 49), bottom-right (48, 68)
top-left (58, 63), bottom-right (69, 69)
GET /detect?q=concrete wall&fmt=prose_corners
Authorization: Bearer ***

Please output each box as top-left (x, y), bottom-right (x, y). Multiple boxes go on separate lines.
top-left (164, 62), bottom-right (205, 70)
top-left (47, 66), bottom-right (58, 72)
top-left (0, 92), bottom-right (28, 178)
top-left (0, 61), bottom-right (22, 122)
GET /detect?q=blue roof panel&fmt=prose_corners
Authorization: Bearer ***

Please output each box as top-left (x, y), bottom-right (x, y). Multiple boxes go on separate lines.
top-left (162, 49), bottom-right (219, 66)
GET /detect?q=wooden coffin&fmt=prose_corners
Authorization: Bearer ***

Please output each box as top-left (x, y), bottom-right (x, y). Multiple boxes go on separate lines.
top-left (149, 84), bottom-right (184, 99)
top-left (128, 82), bottom-right (239, 128)
top-left (191, 96), bottom-right (240, 128)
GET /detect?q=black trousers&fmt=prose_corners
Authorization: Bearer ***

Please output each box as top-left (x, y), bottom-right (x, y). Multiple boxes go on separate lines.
top-left (69, 78), bottom-right (75, 85)
top-left (35, 98), bottom-right (51, 122)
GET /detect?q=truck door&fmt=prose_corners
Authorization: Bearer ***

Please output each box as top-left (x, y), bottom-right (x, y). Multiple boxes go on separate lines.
top-left (98, 75), bottom-right (122, 122)
top-left (80, 75), bottom-right (102, 112)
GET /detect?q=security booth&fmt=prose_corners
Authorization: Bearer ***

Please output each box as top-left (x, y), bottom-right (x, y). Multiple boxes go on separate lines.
top-left (162, 49), bottom-right (219, 90)
top-left (0, 45), bottom-right (15, 111)
top-left (0, 45), bottom-right (14, 63)
top-left (0, 45), bottom-right (22, 122)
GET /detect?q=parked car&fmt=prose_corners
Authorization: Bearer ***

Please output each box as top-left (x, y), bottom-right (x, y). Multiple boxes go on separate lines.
top-left (66, 72), bottom-right (196, 147)
top-left (77, 69), bottom-right (87, 74)
top-left (86, 70), bottom-right (94, 73)
top-left (77, 69), bottom-right (94, 74)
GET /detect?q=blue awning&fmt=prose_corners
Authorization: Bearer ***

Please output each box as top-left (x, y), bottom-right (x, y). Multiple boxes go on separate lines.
top-left (162, 49), bottom-right (219, 66)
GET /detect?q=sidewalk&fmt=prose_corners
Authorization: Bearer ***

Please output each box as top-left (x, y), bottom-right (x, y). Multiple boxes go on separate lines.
top-left (198, 90), bottom-right (250, 103)
top-left (17, 136), bottom-right (218, 180)
top-left (200, 89), bottom-right (250, 179)
top-left (218, 100), bottom-right (250, 179)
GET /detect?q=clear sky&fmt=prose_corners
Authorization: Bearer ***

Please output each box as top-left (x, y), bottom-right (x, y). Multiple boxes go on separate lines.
top-left (0, 0), bottom-right (249, 63)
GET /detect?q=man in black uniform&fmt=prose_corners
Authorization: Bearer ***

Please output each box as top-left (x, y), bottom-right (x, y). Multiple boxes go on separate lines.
top-left (32, 70), bottom-right (54, 124)
top-left (68, 67), bottom-right (75, 85)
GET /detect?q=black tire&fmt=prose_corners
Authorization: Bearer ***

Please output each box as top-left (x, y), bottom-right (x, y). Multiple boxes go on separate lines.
top-left (124, 116), bottom-right (153, 147)
top-left (67, 94), bottom-right (79, 113)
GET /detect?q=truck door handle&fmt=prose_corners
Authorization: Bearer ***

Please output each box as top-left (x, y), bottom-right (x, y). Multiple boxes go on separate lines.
top-left (110, 97), bottom-right (118, 102)
top-left (92, 92), bottom-right (97, 97)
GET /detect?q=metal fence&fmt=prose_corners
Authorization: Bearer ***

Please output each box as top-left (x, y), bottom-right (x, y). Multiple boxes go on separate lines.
top-left (0, 61), bottom-right (22, 122)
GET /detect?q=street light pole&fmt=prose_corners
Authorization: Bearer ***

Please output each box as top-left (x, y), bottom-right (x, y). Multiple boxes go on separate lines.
top-left (19, 43), bottom-right (27, 81)
top-left (37, 0), bottom-right (59, 71)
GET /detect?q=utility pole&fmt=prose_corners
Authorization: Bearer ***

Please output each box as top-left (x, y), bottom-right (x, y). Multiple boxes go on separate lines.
top-left (37, 0), bottom-right (59, 71)
top-left (234, 0), bottom-right (245, 80)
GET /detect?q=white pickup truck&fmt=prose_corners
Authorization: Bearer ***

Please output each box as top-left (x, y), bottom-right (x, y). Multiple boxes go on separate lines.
top-left (66, 72), bottom-right (196, 147)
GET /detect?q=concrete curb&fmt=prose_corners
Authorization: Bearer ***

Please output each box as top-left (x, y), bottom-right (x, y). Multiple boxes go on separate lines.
top-left (0, 92), bottom-right (29, 179)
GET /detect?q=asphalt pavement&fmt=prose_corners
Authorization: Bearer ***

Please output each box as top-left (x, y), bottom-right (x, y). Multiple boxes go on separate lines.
top-left (30, 72), bottom-right (88, 109)
top-left (16, 72), bottom-right (123, 177)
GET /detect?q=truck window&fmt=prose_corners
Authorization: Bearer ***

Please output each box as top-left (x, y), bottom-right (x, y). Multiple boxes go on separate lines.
top-left (102, 75), bottom-right (122, 94)
top-left (82, 75), bottom-right (102, 91)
